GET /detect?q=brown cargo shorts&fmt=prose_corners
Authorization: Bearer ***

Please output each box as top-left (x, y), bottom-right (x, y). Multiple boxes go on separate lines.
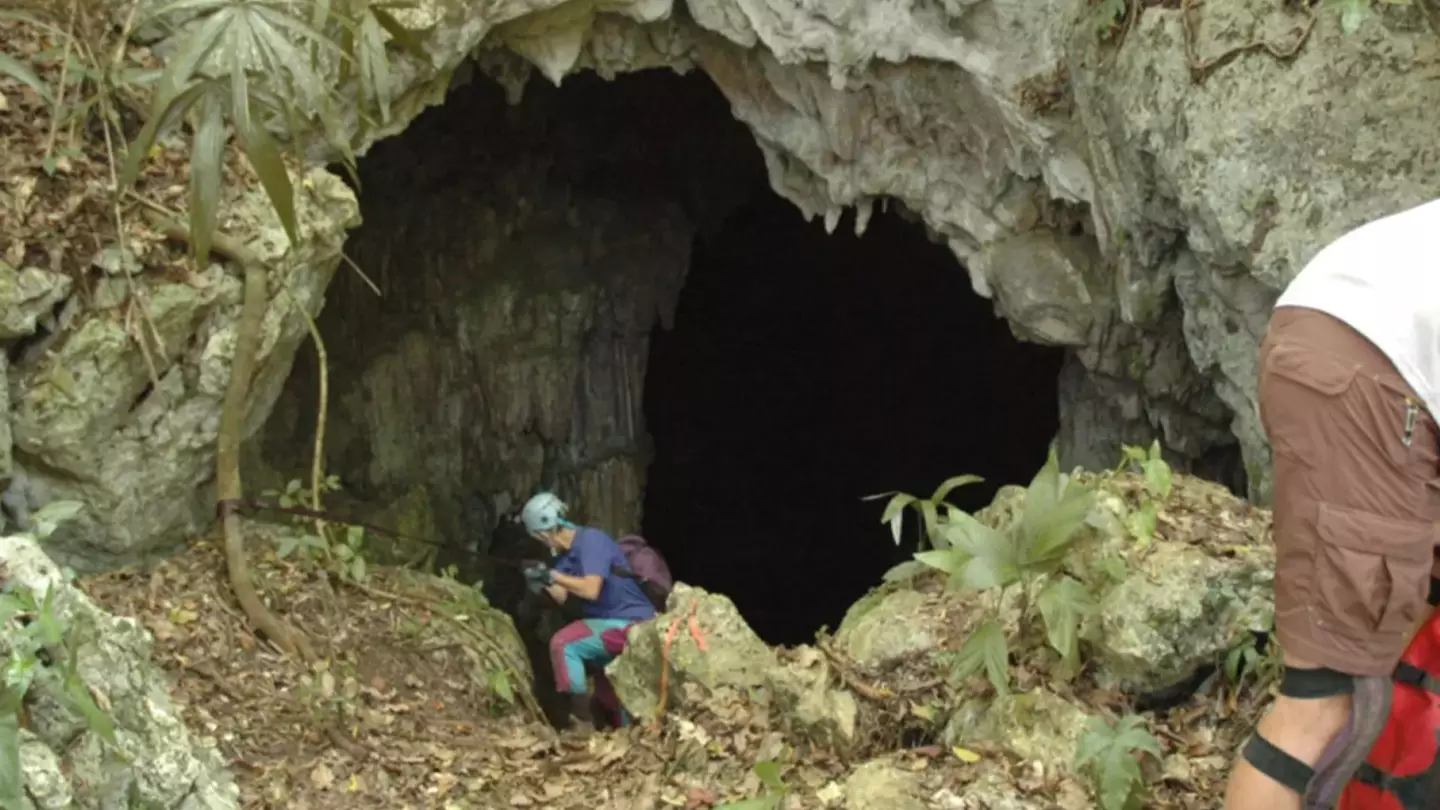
top-left (1259, 306), bottom-right (1440, 677)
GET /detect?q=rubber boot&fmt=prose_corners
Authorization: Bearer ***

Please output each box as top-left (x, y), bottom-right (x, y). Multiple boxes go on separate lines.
top-left (568, 692), bottom-right (596, 731)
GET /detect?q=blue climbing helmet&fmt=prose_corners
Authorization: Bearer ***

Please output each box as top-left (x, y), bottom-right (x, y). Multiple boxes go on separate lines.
top-left (520, 491), bottom-right (574, 537)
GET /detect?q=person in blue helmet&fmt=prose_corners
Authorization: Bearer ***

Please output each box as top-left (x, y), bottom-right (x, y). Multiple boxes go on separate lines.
top-left (519, 492), bottom-right (656, 728)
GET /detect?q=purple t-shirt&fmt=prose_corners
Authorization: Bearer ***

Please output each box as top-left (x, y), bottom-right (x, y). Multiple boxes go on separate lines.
top-left (554, 527), bottom-right (657, 622)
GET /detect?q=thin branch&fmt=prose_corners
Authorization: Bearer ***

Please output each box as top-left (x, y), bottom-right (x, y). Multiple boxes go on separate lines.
top-left (1181, 0), bottom-right (1318, 84)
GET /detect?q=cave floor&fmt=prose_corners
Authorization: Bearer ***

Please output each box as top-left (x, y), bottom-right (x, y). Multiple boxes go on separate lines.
top-left (80, 534), bottom-right (1253, 810)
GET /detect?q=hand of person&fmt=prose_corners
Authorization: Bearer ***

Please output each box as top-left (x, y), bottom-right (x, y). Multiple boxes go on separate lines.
top-left (524, 564), bottom-right (555, 594)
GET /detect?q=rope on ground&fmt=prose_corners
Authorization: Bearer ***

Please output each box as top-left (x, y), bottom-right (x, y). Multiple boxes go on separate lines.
top-left (1181, 0), bottom-right (1317, 84)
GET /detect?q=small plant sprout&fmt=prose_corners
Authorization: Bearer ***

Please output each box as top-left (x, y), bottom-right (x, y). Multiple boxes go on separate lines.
top-left (1075, 714), bottom-right (1164, 810)
top-left (863, 475), bottom-right (984, 551)
top-left (714, 759), bottom-right (790, 810)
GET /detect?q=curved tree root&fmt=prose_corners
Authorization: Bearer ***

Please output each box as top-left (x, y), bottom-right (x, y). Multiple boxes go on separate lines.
top-left (147, 211), bottom-right (314, 662)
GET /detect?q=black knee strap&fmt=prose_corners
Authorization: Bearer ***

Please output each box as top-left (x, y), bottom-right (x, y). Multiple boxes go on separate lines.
top-left (1428, 575), bottom-right (1440, 607)
top-left (1280, 666), bottom-right (1354, 699)
top-left (1243, 733), bottom-right (1314, 795)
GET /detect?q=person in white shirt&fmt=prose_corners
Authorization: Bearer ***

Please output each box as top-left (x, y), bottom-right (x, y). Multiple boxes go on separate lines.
top-left (1224, 198), bottom-right (1440, 809)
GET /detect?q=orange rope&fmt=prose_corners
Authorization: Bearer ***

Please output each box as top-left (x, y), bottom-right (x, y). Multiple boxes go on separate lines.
top-left (650, 600), bottom-right (707, 730)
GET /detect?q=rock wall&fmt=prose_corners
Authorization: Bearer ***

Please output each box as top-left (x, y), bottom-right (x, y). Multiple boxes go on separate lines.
top-left (9, 0), bottom-right (1439, 564)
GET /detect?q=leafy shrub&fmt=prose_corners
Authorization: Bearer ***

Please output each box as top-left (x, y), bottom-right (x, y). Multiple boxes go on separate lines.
top-left (116, 0), bottom-right (429, 265)
top-left (0, 501), bottom-right (118, 808)
top-left (901, 446), bottom-right (1099, 694)
top-left (264, 475), bottom-right (369, 583)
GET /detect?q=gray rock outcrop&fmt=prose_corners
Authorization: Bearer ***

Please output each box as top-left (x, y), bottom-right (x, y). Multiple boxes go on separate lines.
top-left (5, 0), bottom-right (1435, 563)
top-left (0, 528), bottom-right (238, 809)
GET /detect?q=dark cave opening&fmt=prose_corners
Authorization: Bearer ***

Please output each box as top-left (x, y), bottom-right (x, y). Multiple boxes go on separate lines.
top-left (287, 62), bottom-right (1068, 719)
top-left (641, 195), bottom-right (1066, 646)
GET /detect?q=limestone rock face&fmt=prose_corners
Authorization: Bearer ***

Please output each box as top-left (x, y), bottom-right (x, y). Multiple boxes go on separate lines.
top-left (4, 171), bottom-right (358, 569)
top-left (18, 0), bottom-right (1440, 565)
top-left (607, 584), bottom-right (861, 749)
top-left (0, 531), bottom-right (238, 810)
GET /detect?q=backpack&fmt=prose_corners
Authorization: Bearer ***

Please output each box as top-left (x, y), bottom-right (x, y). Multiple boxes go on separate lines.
top-left (611, 534), bottom-right (673, 612)
top-left (1336, 607), bottom-right (1440, 810)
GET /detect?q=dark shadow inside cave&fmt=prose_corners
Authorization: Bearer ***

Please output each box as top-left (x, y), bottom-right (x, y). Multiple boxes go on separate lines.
top-left (274, 62), bottom-right (1065, 722)
top-left (642, 195), bottom-right (1066, 647)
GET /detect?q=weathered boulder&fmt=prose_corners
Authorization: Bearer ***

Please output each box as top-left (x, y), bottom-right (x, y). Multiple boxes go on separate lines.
top-left (607, 583), bottom-right (861, 749)
top-left (833, 589), bottom-right (939, 668)
top-left (607, 583), bottom-right (777, 721)
top-left (978, 470), bottom-right (1275, 694)
top-left (0, 262), bottom-right (72, 340)
top-left (0, 529), bottom-right (238, 809)
top-left (6, 169), bottom-right (358, 570)
top-left (841, 760), bottom-right (927, 810)
top-left (943, 689), bottom-right (1092, 766)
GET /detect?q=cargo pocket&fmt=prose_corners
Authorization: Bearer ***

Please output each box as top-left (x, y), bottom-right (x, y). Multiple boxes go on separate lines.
top-left (1261, 343), bottom-right (1359, 460)
top-left (1313, 502), bottom-right (1433, 639)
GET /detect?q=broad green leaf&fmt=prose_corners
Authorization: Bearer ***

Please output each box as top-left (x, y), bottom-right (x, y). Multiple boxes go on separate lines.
top-left (1338, 0), bottom-right (1368, 33)
top-left (1121, 444), bottom-right (1147, 465)
top-left (276, 535), bottom-right (299, 559)
top-left (1125, 501), bottom-right (1156, 545)
top-left (346, 525), bottom-right (364, 547)
top-left (1146, 439), bottom-right (1163, 462)
top-left (351, 555), bottom-right (366, 582)
top-left (1020, 477), bottom-right (1096, 568)
top-left (753, 760), bottom-right (785, 791)
top-left (951, 620), bottom-right (1010, 697)
top-left (1142, 457), bottom-right (1172, 500)
top-left (1098, 754), bottom-right (1143, 810)
top-left (235, 92), bottom-right (299, 245)
top-left (0, 710), bottom-right (22, 810)
top-left (882, 560), bottom-right (931, 583)
top-left (189, 93), bottom-right (226, 268)
top-left (1036, 575), bottom-right (1094, 675)
top-left (1112, 717), bottom-right (1163, 761)
top-left (931, 475), bottom-right (983, 503)
top-left (358, 10), bottom-right (393, 122)
top-left (4, 654), bottom-right (35, 697)
top-left (1074, 717), bottom-right (1112, 768)
top-left (944, 512), bottom-right (1018, 590)
top-left (0, 53), bottom-right (53, 103)
top-left (918, 499), bottom-right (939, 548)
top-left (1097, 555), bottom-right (1127, 583)
top-left (119, 78), bottom-right (211, 191)
top-left (875, 493), bottom-right (915, 545)
top-left (713, 799), bottom-right (781, 810)
top-left (913, 549), bottom-right (962, 575)
top-left (30, 501), bottom-right (84, 533)
top-left (490, 669), bottom-right (514, 704)
top-left (64, 668), bottom-right (118, 745)
top-left (37, 587), bottom-right (61, 647)
top-left (370, 6), bottom-right (429, 58)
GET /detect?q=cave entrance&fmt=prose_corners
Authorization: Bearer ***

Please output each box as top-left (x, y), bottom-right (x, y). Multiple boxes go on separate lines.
top-left (642, 190), bottom-right (1066, 646)
top-left (265, 60), bottom-right (1066, 711)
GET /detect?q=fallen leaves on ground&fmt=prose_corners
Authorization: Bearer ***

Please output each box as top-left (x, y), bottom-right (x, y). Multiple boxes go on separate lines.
top-left (79, 515), bottom-right (1270, 810)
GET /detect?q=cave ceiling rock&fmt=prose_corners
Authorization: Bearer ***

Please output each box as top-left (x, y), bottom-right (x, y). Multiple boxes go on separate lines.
top-left (9, 169), bottom-right (358, 567)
